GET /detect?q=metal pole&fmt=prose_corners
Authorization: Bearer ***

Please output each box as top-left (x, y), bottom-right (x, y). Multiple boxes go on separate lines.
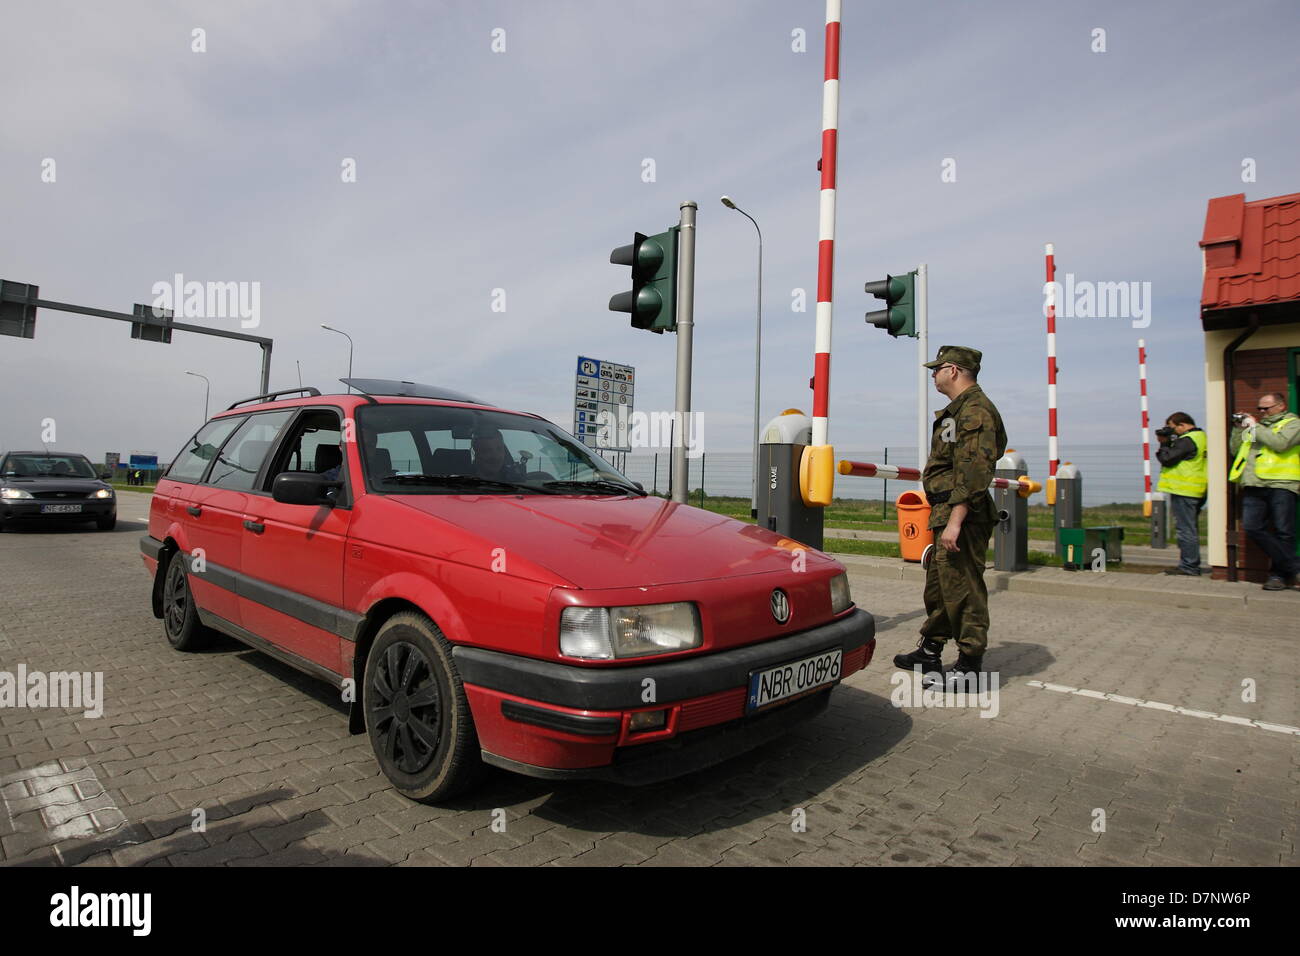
top-left (916, 262), bottom-right (929, 472)
top-left (720, 197), bottom-right (764, 519)
top-left (259, 342), bottom-right (272, 395)
top-left (671, 201), bottom-right (697, 505)
top-left (321, 324), bottom-right (353, 392)
top-left (882, 447), bottom-right (888, 520)
top-left (185, 371), bottom-right (210, 420)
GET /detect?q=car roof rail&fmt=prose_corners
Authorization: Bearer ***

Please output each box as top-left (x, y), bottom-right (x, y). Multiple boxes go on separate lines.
top-left (225, 386), bottom-right (323, 410)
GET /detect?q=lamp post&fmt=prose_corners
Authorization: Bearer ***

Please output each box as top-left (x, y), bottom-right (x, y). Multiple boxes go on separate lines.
top-left (184, 370), bottom-right (210, 420)
top-left (320, 324), bottom-right (354, 392)
top-left (720, 195), bottom-right (763, 519)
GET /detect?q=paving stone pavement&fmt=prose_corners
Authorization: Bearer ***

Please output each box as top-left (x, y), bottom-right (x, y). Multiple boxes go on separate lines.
top-left (0, 492), bottom-right (1295, 867)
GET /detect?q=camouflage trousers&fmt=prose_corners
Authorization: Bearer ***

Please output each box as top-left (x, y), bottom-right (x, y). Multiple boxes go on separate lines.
top-left (919, 520), bottom-right (993, 656)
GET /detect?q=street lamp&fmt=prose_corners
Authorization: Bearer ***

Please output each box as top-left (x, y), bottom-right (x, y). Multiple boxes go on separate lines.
top-left (184, 370), bottom-right (210, 421)
top-left (320, 324), bottom-right (354, 392)
top-left (721, 195), bottom-right (763, 519)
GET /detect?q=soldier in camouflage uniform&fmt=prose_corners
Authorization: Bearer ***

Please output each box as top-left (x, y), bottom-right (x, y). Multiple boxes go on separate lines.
top-left (894, 346), bottom-right (1008, 682)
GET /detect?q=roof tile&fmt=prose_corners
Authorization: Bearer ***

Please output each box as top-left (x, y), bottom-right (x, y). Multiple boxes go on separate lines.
top-left (1200, 191), bottom-right (1300, 310)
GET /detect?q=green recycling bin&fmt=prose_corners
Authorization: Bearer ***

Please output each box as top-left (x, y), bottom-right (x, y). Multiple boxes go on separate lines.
top-left (1059, 526), bottom-right (1124, 570)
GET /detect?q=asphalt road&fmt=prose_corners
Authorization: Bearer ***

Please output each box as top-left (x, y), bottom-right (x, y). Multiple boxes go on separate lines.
top-left (0, 491), bottom-right (1295, 866)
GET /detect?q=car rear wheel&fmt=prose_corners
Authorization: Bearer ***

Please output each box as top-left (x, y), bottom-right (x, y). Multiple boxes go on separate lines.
top-left (162, 554), bottom-right (208, 651)
top-left (364, 612), bottom-right (483, 802)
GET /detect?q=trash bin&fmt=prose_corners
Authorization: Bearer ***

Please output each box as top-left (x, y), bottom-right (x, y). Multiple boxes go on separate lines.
top-left (896, 490), bottom-right (934, 562)
top-left (1059, 526), bottom-right (1124, 570)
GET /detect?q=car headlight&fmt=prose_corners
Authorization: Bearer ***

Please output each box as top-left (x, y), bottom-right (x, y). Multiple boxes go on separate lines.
top-left (1, 487), bottom-right (33, 499)
top-left (560, 603), bottom-right (701, 660)
top-left (93, 488), bottom-right (114, 499)
top-left (829, 572), bottom-right (853, 614)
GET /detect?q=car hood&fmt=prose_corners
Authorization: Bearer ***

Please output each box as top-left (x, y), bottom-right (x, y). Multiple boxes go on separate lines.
top-left (1, 478), bottom-right (109, 493)
top-left (389, 493), bottom-right (839, 588)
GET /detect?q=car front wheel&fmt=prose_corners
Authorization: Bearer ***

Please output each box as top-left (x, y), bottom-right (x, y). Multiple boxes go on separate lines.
top-left (364, 612), bottom-right (483, 802)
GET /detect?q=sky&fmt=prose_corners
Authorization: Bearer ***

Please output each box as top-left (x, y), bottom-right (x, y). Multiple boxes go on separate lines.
top-left (2, 0), bottom-right (1298, 473)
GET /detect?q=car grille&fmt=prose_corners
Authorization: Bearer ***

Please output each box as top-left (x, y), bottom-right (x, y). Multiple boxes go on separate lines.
top-left (31, 491), bottom-right (94, 500)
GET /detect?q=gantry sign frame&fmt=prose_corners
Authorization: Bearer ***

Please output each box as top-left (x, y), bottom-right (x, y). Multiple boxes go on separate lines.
top-left (0, 280), bottom-right (273, 393)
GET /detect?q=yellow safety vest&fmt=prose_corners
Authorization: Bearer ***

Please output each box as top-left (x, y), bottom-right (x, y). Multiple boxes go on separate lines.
top-left (1230, 415), bottom-right (1300, 482)
top-left (1158, 429), bottom-right (1207, 497)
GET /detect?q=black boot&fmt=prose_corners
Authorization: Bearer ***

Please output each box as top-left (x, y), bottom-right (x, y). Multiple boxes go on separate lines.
top-left (893, 637), bottom-right (945, 674)
top-left (943, 651), bottom-right (984, 689)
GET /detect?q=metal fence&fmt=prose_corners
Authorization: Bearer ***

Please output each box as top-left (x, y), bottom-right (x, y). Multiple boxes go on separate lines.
top-left (615, 444), bottom-right (1154, 507)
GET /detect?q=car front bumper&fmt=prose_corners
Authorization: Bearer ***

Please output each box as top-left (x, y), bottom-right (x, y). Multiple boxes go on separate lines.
top-left (1, 500), bottom-right (115, 522)
top-left (455, 607), bottom-right (875, 784)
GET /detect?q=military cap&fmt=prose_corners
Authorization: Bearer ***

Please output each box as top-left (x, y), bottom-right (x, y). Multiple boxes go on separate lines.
top-left (923, 345), bottom-right (982, 374)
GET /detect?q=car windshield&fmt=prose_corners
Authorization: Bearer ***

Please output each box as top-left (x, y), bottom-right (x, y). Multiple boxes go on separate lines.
top-left (2, 454), bottom-right (98, 479)
top-left (357, 404), bottom-right (640, 495)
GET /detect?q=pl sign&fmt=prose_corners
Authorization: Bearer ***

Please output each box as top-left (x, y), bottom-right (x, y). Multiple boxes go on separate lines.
top-left (573, 355), bottom-right (634, 452)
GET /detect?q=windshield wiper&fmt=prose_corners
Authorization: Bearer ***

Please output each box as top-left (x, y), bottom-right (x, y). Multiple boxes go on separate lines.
top-left (542, 479), bottom-right (645, 496)
top-left (380, 474), bottom-right (545, 493)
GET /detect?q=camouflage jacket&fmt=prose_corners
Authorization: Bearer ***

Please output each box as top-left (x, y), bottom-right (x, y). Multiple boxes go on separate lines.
top-left (921, 384), bottom-right (1008, 529)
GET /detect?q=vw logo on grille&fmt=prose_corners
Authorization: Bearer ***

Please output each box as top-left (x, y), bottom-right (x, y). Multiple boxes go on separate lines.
top-left (770, 589), bottom-right (790, 624)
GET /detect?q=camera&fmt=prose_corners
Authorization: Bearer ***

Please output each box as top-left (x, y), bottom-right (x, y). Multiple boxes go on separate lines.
top-left (1155, 426), bottom-right (1176, 440)
top-left (1231, 412), bottom-right (1249, 424)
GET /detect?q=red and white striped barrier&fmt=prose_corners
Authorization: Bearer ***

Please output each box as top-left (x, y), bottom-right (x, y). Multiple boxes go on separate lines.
top-left (1045, 242), bottom-right (1059, 500)
top-left (797, 0), bottom-right (841, 507)
top-left (837, 459), bottom-right (1043, 498)
top-left (810, 0), bottom-right (841, 450)
top-left (1138, 338), bottom-right (1153, 518)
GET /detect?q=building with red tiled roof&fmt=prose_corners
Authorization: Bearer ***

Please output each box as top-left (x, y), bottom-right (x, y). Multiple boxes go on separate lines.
top-left (1198, 191), bottom-right (1300, 581)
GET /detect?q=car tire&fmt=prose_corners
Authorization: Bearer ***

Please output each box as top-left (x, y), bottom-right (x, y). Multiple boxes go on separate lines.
top-left (364, 611), bottom-right (484, 803)
top-left (162, 554), bottom-right (209, 651)
top-left (96, 515), bottom-right (116, 531)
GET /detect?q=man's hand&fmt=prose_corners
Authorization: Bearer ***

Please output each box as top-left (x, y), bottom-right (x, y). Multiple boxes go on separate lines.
top-left (940, 503), bottom-right (968, 552)
top-left (940, 522), bottom-right (962, 552)
top-left (1237, 414), bottom-right (1257, 428)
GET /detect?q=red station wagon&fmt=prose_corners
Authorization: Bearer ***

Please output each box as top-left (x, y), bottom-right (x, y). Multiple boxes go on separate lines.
top-left (141, 380), bottom-right (875, 801)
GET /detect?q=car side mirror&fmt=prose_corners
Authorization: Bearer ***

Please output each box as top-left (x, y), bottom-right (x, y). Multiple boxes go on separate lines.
top-left (272, 471), bottom-right (341, 506)
top-left (100, 472), bottom-right (113, 481)
top-left (632, 481), bottom-right (644, 492)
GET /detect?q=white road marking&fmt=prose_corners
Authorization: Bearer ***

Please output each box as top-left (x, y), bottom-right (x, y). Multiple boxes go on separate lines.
top-left (1025, 680), bottom-right (1300, 736)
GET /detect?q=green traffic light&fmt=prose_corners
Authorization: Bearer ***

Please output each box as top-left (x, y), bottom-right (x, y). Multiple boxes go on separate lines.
top-left (609, 227), bottom-right (678, 333)
top-left (864, 271), bottom-right (917, 338)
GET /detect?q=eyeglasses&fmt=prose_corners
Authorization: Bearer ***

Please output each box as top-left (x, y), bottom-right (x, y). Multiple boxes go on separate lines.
top-left (1257, 403), bottom-right (1281, 411)
top-left (930, 364), bottom-right (954, 376)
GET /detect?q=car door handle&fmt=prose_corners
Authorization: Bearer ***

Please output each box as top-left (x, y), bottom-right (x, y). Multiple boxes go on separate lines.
top-left (243, 519), bottom-right (265, 534)
top-left (186, 506), bottom-right (202, 517)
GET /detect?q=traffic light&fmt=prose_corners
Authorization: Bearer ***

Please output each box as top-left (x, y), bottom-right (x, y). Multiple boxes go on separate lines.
top-left (864, 271), bottom-right (916, 337)
top-left (0, 280), bottom-right (38, 338)
top-left (609, 227), bottom-right (678, 333)
top-left (131, 302), bottom-right (174, 343)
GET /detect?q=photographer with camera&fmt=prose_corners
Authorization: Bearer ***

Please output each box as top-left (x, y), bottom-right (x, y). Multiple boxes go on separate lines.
top-left (1155, 412), bottom-right (1207, 576)
top-left (1230, 394), bottom-right (1300, 591)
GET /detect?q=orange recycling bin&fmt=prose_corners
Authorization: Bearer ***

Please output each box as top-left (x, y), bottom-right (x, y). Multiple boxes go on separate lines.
top-left (895, 490), bottom-right (934, 562)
